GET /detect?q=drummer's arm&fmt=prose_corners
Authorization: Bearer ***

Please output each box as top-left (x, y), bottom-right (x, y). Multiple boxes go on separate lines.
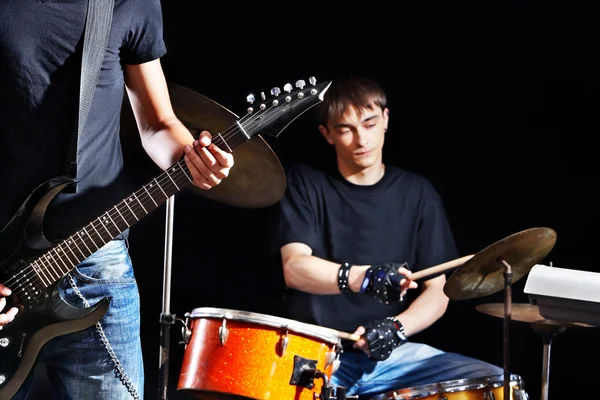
top-left (394, 274), bottom-right (449, 337)
top-left (124, 60), bottom-right (233, 189)
top-left (281, 242), bottom-right (370, 294)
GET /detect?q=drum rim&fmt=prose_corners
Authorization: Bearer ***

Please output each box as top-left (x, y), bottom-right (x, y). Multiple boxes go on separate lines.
top-left (440, 374), bottom-right (523, 392)
top-left (385, 383), bottom-right (439, 399)
top-left (186, 307), bottom-right (342, 344)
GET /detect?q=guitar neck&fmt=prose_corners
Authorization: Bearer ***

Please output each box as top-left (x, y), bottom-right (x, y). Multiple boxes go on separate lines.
top-left (30, 122), bottom-right (248, 291)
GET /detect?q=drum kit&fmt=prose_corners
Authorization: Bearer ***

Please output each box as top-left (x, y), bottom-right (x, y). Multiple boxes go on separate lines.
top-left (120, 84), bottom-right (594, 400)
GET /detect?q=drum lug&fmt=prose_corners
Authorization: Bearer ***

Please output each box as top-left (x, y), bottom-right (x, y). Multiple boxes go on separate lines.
top-left (325, 352), bottom-right (335, 369)
top-left (514, 389), bottom-right (529, 400)
top-left (178, 317), bottom-right (192, 345)
top-left (279, 330), bottom-right (290, 356)
top-left (219, 319), bottom-right (229, 345)
top-left (483, 391), bottom-right (495, 400)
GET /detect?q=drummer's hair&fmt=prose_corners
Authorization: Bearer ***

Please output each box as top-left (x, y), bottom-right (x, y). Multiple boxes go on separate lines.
top-left (315, 76), bottom-right (387, 127)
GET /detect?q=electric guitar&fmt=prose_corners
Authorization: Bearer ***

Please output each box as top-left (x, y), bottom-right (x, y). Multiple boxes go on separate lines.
top-left (0, 78), bottom-right (332, 398)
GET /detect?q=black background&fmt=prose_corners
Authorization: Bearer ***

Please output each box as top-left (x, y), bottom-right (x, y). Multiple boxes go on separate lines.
top-left (123, 1), bottom-right (600, 399)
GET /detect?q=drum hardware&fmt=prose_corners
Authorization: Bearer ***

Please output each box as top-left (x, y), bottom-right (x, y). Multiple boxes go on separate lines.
top-left (218, 318), bottom-right (229, 345)
top-left (444, 227), bottom-right (557, 400)
top-left (476, 302), bottom-right (594, 400)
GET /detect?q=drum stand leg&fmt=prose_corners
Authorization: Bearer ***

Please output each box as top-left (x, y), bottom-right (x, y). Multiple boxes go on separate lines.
top-left (529, 323), bottom-right (566, 400)
top-left (499, 258), bottom-right (512, 400)
top-left (159, 196), bottom-right (176, 400)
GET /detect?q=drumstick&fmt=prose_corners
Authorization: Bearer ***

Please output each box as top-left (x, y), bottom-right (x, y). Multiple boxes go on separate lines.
top-left (411, 254), bottom-right (474, 281)
top-left (311, 256), bottom-right (476, 343)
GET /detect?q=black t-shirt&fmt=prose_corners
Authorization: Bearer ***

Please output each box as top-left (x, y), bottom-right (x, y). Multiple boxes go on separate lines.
top-left (0, 0), bottom-right (166, 241)
top-left (278, 163), bottom-right (460, 334)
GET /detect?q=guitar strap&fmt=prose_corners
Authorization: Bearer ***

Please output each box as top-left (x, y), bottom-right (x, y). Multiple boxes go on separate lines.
top-left (64, 0), bottom-right (115, 193)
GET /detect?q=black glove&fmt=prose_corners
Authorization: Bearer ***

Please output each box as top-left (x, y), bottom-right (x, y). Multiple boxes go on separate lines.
top-left (360, 262), bottom-right (408, 304)
top-left (362, 317), bottom-right (408, 361)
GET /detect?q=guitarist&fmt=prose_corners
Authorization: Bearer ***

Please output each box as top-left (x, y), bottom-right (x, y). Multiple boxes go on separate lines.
top-left (0, 0), bottom-right (234, 399)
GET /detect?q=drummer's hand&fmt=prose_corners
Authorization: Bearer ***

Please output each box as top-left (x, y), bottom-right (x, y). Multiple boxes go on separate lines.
top-left (0, 284), bottom-right (18, 327)
top-left (397, 265), bottom-right (418, 298)
top-left (183, 131), bottom-right (234, 190)
top-left (352, 326), bottom-right (369, 353)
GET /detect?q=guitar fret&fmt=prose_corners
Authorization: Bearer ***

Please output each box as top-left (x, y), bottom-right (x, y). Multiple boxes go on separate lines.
top-left (216, 133), bottom-right (232, 152)
top-left (105, 212), bottom-right (121, 233)
top-left (67, 237), bottom-right (86, 263)
top-left (89, 224), bottom-right (106, 248)
top-left (114, 205), bottom-right (130, 228)
top-left (143, 185), bottom-right (158, 206)
top-left (133, 193), bottom-right (148, 214)
top-left (57, 243), bottom-right (76, 268)
top-left (124, 198), bottom-right (139, 222)
top-left (98, 216), bottom-right (114, 239)
top-left (32, 261), bottom-right (50, 287)
top-left (82, 227), bottom-right (100, 250)
top-left (42, 254), bottom-right (60, 281)
top-left (76, 231), bottom-right (94, 255)
top-left (153, 178), bottom-right (168, 200)
top-left (166, 169), bottom-right (180, 190)
top-left (51, 247), bottom-right (70, 276)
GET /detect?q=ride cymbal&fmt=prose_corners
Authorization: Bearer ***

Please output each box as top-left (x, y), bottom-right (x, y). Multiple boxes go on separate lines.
top-left (120, 82), bottom-right (286, 209)
top-left (476, 303), bottom-right (594, 327)
top-left (444, 227), bottom-right (557, 300)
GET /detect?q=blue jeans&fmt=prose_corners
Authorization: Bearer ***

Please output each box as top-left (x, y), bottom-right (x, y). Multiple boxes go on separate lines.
top-left (332, 342), bottom-right (503, 398)
top-left (13, 240), bottom-right (144, 400)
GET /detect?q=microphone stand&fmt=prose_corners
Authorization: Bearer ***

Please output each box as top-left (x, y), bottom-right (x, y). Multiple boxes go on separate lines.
top-left (158, 196), bottom-right (176, 400)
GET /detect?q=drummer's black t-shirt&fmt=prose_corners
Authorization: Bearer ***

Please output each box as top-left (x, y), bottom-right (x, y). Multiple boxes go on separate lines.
top-left (278, 162), bottom-right (460, 337)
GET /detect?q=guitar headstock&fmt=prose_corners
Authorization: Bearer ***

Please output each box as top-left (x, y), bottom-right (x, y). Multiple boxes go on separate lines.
top-left (240, 76), bottom-right (331, 138)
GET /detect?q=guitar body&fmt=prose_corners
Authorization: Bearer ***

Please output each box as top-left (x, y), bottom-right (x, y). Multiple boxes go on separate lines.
top-left (0, 178), bottom-right (110, 400)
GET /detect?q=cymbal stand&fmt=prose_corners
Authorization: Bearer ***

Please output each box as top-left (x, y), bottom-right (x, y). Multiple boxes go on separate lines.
top-left (158, 196), bottom-right (176, 400)
top-left (529, 324), bottom-right (566, 400)
top-left (498, 258), bottom-right (512, 400)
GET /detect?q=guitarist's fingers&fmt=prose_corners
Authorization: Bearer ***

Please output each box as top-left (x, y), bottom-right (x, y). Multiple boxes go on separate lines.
top-left (0, 300), bottom-right (18, 324)
top-left (0, 284), bottom-right (11, 296)
top-left (198, 131), bottom-right (234, 168)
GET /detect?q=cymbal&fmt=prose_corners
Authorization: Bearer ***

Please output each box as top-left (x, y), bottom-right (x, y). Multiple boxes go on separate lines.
top-left (476, 303), bottom-right (594, 327)
top-left (444, 227), bottom-right (557, 300)
top-left (120, 82), bottom-right (286, 209)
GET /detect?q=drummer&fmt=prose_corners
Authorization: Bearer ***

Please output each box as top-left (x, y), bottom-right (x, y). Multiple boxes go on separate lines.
top-left (276, 75), bottom-right (504, 398)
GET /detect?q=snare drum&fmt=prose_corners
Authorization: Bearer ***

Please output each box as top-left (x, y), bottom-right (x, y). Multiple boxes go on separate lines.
top-left (177, 307), bottom-right (342, 400)
top-left (384, 374), bottom-right (529, 399)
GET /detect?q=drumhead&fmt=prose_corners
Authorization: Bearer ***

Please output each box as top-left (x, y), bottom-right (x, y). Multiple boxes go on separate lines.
top-left (384, 383), bottom-right (439, 399)
top-left (186, 307), bottom-right (341, 345)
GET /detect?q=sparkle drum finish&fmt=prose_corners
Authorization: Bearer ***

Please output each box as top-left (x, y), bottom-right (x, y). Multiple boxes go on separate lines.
top-left (177, 308), bottom-right (342, 400)
top-left (383, 375), bottom-right (529, 400)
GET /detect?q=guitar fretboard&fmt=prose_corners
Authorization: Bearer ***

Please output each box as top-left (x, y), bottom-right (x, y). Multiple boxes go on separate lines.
top-left (13, 124), bottom-right (249, 304)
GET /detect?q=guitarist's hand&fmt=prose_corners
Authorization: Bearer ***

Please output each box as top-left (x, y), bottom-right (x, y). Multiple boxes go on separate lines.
top-left (0, 284), bottom-right (18, 327)
top-left (184, 131), bottom-right (235, 191)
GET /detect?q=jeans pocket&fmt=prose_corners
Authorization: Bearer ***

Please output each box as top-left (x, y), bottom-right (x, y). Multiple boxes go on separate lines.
top-left (72, 240), bottom-right (136, 284)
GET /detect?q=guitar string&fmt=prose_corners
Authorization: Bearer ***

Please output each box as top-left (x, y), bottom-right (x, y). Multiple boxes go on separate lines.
top-left (6, 90), bottom-right (316, 304)
top-left (5, 112), bottom-right (257, 304)
top-left (6, 170), bottom-right (193, 306)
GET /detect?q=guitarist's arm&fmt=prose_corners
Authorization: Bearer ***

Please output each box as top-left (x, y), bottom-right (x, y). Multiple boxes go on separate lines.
top-left (123, 58), bottom-right (234, 190)
top-left (0, 284), bottom-right (18, 327)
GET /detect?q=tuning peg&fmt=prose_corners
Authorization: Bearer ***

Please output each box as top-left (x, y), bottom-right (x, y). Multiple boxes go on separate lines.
top-left (295, 79), bottom-right (306, 89)
top-left (309, 76), bottom-right (317, 85)
top-left (246, 94), bottom-right (255, 104)
top-left (283, 83), bottom-right (293, 93)
top-left (261, 92), bottom-right (266, 101)
top-left (270, 87), bottom-right (281, 97)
